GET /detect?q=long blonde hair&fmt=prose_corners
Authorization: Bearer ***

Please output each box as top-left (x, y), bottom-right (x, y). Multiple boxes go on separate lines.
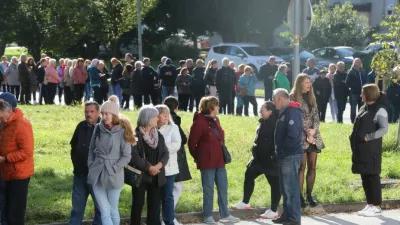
top-left (205, 59), bottom-right (217, 74)
top-left (290, 74), bottom-right (317, 108)
top-left (108, 95), bottom-right (136, 144)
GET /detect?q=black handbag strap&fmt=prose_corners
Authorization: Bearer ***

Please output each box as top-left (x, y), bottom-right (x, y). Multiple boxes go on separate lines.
top-left (209, 122), bottom-right (223, 146)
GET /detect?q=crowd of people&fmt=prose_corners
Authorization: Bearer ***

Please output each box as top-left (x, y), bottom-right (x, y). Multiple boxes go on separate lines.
top-left (0, 52), bottom-right (391, 225)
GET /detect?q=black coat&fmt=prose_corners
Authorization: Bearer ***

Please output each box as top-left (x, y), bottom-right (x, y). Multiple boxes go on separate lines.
top-left (313, 76), bottom-right (331, 103)
top-left (215, 67), bottom-right (236, 96)
top-left (346, 67), bottom-right (367, 95)
top-left (249, 115), bottom-right (279, 176)
top-left (18, 62), bottom-right (30, 84)
top-left (142, 66), bottom-right (159, 92)
top-left (70, 118), bottom-right (100, 176)
top-left (100, 68), bottom-right (111, 88)
top-left (259, 63), bottom-right (277, 87)
top-left (131, 69), bottom-right (143, 95)
top-left (159, 65), bottom-right (177, 87)
top-left (387, 83), bottom-right (400, 108)
top-left (129, 130), bottom-right (169, 187)
top-left (350, 94), bottom-right (388, 175)
top-left (171, 111), bottom-right (192, 182)
top-left (192, 67), bottom-right (206, 93)
top-left (37, 65), bottom-right (46, 83)
top-left (333, 71), bottom-right (350, 100)
top-left (111, 63), bottom-right (123, 85)
top-left (204, 68), bottom-right (217, 86)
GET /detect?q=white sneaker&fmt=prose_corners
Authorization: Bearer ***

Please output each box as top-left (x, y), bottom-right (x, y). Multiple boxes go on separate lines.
top-left (362, 206), bottom-right (382, 217)
top-left (220, 215), bottom-right (240, 223)
top-left (260, 209), bottom-right (279, 219)
top-left (231, 202), bottom-right (252, 210)
top-left (174, 218), bottom-right (182, 225)
top-left (357, 205), bottom-right (371, 216)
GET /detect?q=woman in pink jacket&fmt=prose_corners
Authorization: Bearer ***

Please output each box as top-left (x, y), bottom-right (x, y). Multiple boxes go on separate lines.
top-left (45, 59), bottom-right (60, 104)
top-left (73, 58), bottom-right (88, 104)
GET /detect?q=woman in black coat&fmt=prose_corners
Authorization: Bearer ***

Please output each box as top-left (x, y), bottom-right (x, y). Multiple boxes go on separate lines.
top-left (129, 105), bottom-right (169, 225)
top-left (99, 61), bottom-right (111, 103)
top-left (350, 84), bottom-right (388, 217)
top-left (132, 61), bottom-right (144, 109)
top-left (232, 101), bottom-right (281, 219)
top-left (163, 96), bottom-right (192, 221)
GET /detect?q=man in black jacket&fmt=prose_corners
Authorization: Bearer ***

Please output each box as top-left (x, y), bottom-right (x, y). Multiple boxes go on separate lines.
top-left (18, 55), bottom-right (31, 105)
top-left (142, 58), bottom-right (160, 105)
top-left (159, 59), bottom-right (177, 101)
top-left (259, 56), bottom-right (278, 101)
top-left (232, 101), bottom-right (281, 219)
top-left (37, 59), bottom-right (47, 105)
top-left (216, 58), bottom-right (236, 114)
top-left (346, 58), bottom-right (367, 123)
top-left (68, 101), bottom-right (101, 225)
top-left (333, 61), bottom-right (350, 123)
top-left (313, 70), bottom-right (331, 122)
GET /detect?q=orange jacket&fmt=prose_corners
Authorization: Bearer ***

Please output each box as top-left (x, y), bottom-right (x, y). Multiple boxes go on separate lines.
top-left (0, 108), bottom-right (34, 181)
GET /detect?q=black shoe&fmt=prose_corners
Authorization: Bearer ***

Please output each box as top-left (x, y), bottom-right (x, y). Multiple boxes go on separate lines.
top-left (300, 195), bottom-right (306, 208)
top-left (307, 194), bottom-right (318, 207)
top-left (283, 221), bottom-right (301, 225)
top-left (272, 217), bottom-right (286, 224)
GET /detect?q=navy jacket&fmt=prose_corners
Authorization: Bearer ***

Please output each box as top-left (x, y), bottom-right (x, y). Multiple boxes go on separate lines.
top-left (346, 67), bottom-right (367, 95)
top-left (275, 101), bottom-right (303, 159)
top-left (159, 65), bottom-right (177, 87)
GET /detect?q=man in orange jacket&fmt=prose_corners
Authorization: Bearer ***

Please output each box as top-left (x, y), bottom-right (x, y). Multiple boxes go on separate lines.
top-left (0, 92), bottom-right (34, 225)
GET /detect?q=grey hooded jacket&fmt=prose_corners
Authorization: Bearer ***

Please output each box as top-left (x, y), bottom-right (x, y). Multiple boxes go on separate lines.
top-left (87, 121), bottom-right (132, 189)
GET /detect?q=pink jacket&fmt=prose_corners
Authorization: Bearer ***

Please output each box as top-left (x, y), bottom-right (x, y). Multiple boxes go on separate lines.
top-left (45, 67), bottom-right (60, 84)
top-left (72, 66), bottom-right (88, 84)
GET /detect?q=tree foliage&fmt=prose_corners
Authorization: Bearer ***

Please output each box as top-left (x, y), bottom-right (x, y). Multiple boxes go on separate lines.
top-left (281, 0), bottom-right (370, 50)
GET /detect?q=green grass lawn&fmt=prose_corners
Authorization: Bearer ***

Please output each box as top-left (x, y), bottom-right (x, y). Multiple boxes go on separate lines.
top-left (3, 47), bottom-right (29, 59)
top-left (17, 105), bottom-right (400, 224)
top-left (255, 89), bottom-right (264, 98)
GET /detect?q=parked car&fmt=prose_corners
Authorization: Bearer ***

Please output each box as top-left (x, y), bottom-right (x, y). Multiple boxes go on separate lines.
top-left (364, 42), bottom-right (395, 53)
top-left (268, 47), bottom-right (331, 71)
top-left (312, 46), bottom-right (356, 68)
top-left (205, 43), bottom-right (284, 75)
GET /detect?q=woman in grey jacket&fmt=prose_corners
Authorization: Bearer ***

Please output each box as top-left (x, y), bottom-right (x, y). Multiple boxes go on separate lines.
top-left (88, 95), bottom-right (135, 225)
top-left (4, 57), bottom-right (20, 100)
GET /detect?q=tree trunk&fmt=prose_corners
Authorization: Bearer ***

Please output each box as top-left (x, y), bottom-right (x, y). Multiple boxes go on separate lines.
top-left (111, 39), bottom-right (121, 58)
top-left (29, 46), bottom-right (41, 62)
top-left (192, 34), bottom-right (198, 49)
top-left (0, 42), bottom-right (6, 56)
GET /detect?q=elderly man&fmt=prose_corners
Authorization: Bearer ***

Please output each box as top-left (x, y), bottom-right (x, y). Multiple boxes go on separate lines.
top-left (215, 58), bottom-right (236, 115)
top-left (159, 59), bottom-right (177, 101)
top-left (18, 55), bottom-right (31, 105)
top-left (125, 53), bottom-right (134, 66)
top-left (346, 58), bottom-right (367, 123)
top-left (259, 56), bottom-right (278, 101)
top-left (272, 89), bottom-right (303, 225)
top-left (0, 92), bottom-right (34, 225)
top-left (302, 58), bottom-right (320, 82)
top-left (333, 61), bottom-right (349, 123)
top-left (68, 101), bottom-right (101, 225)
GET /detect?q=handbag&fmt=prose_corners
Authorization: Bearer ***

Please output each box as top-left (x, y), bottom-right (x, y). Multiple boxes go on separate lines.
top-left (238, 76), bottom-right (251, 97)
top-left (209, 123), bottom-right (232, 164)
top-left (124, 164), bottom-right (143, 187)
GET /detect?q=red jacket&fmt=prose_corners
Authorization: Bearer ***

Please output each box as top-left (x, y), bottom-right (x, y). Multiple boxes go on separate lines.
top-left (188, 112), bottom-right (225, 169)
top-left (0, 108), bottom-right (34, 181)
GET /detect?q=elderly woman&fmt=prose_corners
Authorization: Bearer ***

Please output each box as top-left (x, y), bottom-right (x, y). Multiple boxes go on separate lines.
top-left (73, 58), bottom-right (89, 104)
top-left (129, 105), bottom-right (169, 225)
top-left (45, 59), bottom-right (61, 104)
top-left (204, 60), bottom-right (218, 97)
top-left (132, 61), bottom-right (143, 108)
top-left (27, 57), bottom-right (38, 104)
top-left (290, 74), bottom-right (325, 208)
top-left (327, 64), bottom-right (338, 122)
top-left (188, 96), bottom-right (240, 224)
top-left (64, 60), bottom-right (74, 105)
top-left (238, 66), bottom-right (259, 117)
top-left (352, 84), bottom-right (388, 217)
top-left (88, 59), bottom-right (102, 104)
top-left (4, 56), bottom-right (20, 100)
top-left (155, 104), bottom-right (181, 225)
top-left (98, 60), bottom-right (111, 103)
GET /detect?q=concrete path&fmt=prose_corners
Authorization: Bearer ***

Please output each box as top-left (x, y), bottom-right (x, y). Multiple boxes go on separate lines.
top-left (187, 209), bottom-right (400, 225)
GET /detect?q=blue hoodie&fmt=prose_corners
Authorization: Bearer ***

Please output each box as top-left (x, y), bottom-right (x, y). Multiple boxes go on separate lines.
top-left (275, 101), bottom-right (303, 158)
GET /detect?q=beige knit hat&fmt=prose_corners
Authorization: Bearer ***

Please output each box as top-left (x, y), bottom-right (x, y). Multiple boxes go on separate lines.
top-left (100, 95), bottom-right (120, 116)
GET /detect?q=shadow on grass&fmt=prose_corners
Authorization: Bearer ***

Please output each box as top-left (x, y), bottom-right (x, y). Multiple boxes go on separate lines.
top-left (27, 167), bottom-right (74, 224)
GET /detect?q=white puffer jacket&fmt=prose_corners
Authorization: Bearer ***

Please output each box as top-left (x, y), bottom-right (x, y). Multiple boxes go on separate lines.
top-left (159, 123), bottom-right (181, 176)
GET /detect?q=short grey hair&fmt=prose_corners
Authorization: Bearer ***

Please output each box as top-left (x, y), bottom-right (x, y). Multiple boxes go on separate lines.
top-left (135, 61), bottom-right (143, 67)
top-left (137, 105), bottom-right (159, 127)
top-left (273, 88), bottom-right (290, 99)
top-left (269, 56), bottom-right (276, 61)
top-left (278, 64), bottom-right (287, 72)
top-left (155, 104), bottom-right (174, 125)
top-left (49, 59), bottom-right (57, 66)
top-left (222, 57), bottom-right (230, 64)
top-left (337, 61), bottom-right (345, 66)
top-left (186, 59), bottom-right (193, 64)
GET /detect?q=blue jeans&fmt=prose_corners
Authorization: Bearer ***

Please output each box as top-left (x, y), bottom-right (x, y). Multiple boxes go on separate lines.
top-left (85, 82), bottom-right (91, 101)
top-left (161, 175), bottom-right (176, 225)
top-left (200, 168), bottom-right (230, 218)
top-left (111, 84), bottom-right (123, 105)
top-left (279, 154), bottom-right (303, 222)
top-left (162, 86), bottom-right (175, 101)
top-left (69, 175), bottom-right (102, 225)
top-left (350, 94), bottom-right (362, 123)
top-left (92, 184), bottom-right (122, 225)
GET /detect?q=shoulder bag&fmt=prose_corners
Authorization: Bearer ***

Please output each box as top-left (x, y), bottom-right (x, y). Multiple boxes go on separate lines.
top-left (124, 145), bottom-right (144, 188)
top-left (209, 122), bottom-right (232, 164)
top-left (238, 77), bottom-right (251, 97)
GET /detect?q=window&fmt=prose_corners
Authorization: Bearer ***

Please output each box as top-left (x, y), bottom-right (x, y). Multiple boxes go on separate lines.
top-left (313, 48), bottom-right (326, 57)
top-left (242, 47), bottom-right (272, 56)
top-left (213, 46), bottom-right (229, 54)
top-left (228, 46), bottom-right (245, 56)
top-left (325, 48), bottom-right (337, 58)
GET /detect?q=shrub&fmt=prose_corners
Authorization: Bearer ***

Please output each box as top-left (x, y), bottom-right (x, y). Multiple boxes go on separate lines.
top-left (151, 38), bottom-right (200, 61)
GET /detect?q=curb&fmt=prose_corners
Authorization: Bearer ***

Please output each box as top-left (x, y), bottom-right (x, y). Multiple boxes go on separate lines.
top-left (42, 199), bottom-right (400, 225)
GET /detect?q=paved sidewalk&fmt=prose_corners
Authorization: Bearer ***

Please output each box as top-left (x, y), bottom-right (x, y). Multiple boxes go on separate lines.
top-left (187, 209), bottom-right (400, 225)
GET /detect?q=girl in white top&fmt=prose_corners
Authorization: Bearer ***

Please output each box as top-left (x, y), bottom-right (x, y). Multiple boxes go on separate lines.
top-left (155, 104), bottom-right (181, 225)
top-left (327, 63), bottom-right (338, 122)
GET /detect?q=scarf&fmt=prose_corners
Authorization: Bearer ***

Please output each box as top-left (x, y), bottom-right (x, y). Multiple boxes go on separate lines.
top-left (139, 127), bottom-right (159, 149)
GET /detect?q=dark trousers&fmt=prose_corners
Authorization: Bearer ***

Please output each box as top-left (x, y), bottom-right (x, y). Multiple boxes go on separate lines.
top-left (189, 93), bottom-right (195, 112)
top-left (336, 95), bottom-right (347, 123)
top-left (92, 86), bottom-right (103, 104)
top-left (122, 93), bottom-right (131, 109)
top-left (264, 85), bottom-right (272, 101)
top-left (144, 91), bottom-right (159, 105)
top-left (350, 94), bottom-right (363, 123)
top-left (131, 183), bottom-right (161, 225)
top-left (219, 93), bottom-right (233, 115)
top-left (0, 177), bottom-right (6, 225)
top-left (194, 91), bottom-right (205, 112)
top-left (4, 178), bottom-right (30, 225)
top-left (133, 95), bottom-right (143, 108)
top-left (38, 83), bottom-right (46, 105)
top-left (101, 86), bottom-right (109, 103)
top-left (46, 82), bottom-right (58, 104)
top-left (243, 95), bottom-right (258, 116)
top-left (9, 85), bottom-right (20, 101)
top-left (389, 104), bottom-right (400, 123)
top-left (64, 86), bottom-right (73, 105)
top-left (242, 165), bottom-right (281, 212)
top-left (58, 85), bottom-right (64, 102)
top-left (178, 94), bottom-right (190, 111)
top-left (68, 175), bottom-right (101, 225)
top-left (74, 84), bottom-right (85, 103)
top-left (316, 99), bottom-right (328, 122)
top-left (361, 174), bottom-right (382, 206)
top-left (2, 84), bottom-right (10, 92)
top-left (20, 83), bottom-right (31, 103)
